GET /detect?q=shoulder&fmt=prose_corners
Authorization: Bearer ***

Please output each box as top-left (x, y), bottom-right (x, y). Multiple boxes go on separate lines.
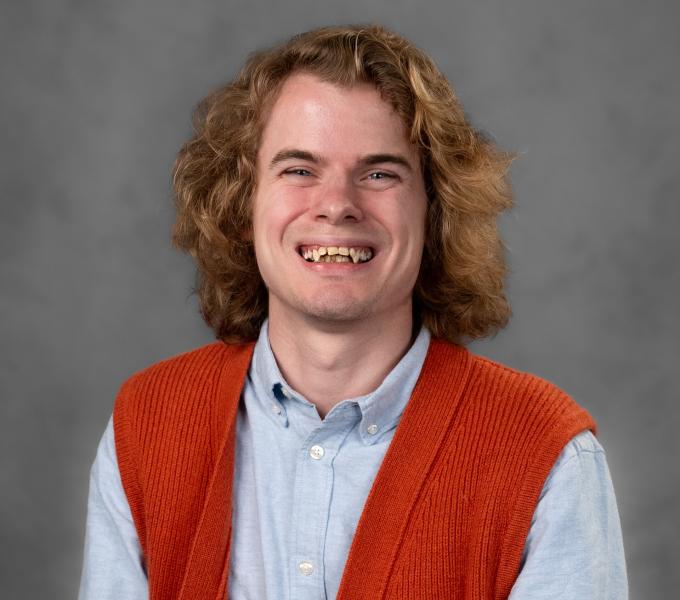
top-left (112, 340), bottom-right (254, 459)
top-left (555, 429), bottom-right (604, 462)
top-left (467, 349), bottom-right (591, 422)
top-left (542, 429), bottom-right (607, 488)
top-left (118, 341), bottom-right (239, 396)
top-left (469, 350), bottom-right (568, 399)
top-left (426, 340), bottom-right (597, 437)
top-left (114, 340), bottom-right (253, 420)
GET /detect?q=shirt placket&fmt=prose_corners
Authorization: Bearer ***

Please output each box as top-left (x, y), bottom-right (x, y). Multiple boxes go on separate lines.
top-left (288, 414), bottom-right (352, 600)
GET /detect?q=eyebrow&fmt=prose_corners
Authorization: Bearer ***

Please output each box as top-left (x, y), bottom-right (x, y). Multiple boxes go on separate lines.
top-left (268, 148), bottom-right (413, 172)
top-left (269, 149), bottom-right (322, 169)
top-left (358, 153), bottom-right (413, 172)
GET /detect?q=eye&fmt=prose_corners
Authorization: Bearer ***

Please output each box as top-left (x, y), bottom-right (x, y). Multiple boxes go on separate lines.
top-left (283, 168), bottom-right (312, 177)
top-left (367, 171), bottom-right (395, 180)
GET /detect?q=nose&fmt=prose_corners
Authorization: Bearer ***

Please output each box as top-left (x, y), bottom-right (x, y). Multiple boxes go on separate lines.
top-left (312, 177), bottom-right (363, 225)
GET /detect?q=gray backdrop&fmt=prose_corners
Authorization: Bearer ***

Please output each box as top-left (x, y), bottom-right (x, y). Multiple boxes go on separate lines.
top-left (1, 1), bottom-right (678, 598)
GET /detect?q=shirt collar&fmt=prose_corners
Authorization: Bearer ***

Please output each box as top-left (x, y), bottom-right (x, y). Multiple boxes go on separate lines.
top-left (250, 319), bottom-right (431, 444)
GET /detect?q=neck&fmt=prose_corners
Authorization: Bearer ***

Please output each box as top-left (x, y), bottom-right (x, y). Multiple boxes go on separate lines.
top-left (267, 302), bottom-right (415, 418)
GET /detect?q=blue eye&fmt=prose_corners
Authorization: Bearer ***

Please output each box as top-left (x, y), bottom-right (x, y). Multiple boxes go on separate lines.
top-left (368, 172), bottom-right (394, 180)
top-left (284, 168), bottom-right (311, 176)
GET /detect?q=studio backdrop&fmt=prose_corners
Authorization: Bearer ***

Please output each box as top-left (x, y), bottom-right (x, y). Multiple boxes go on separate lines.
top-left (1, 1), bottom-right (678, 598)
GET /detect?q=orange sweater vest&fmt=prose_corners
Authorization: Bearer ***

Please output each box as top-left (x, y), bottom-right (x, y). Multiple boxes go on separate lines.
top-left (113, 338), bottom-right (595, 600)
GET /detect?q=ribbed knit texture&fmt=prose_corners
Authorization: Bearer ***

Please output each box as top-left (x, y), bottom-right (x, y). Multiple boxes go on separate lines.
top-left (114, 338), bottom-right (595, 600)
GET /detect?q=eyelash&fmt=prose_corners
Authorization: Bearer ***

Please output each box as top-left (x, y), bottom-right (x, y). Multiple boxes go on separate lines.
top-left (367, 172), bottom-right (395, 180)
top-left (284, 168), bottom-right (312, 177)
top-left (282, 168), bottom-right (396, 180)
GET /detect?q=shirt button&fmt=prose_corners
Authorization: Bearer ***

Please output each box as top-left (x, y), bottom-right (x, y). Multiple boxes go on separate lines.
top-left (367, 424), bottom-right (379, 435)
top-left (309, 445), bottom-right (325, 460)
top-left (271, 403), bottom-right (282, 415)
top-left (298, 561), bottom-right (314, 576)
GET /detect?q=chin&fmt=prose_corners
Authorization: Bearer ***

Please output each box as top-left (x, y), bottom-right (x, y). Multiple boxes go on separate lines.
top-left (300, 298), bottom-right (375, 323)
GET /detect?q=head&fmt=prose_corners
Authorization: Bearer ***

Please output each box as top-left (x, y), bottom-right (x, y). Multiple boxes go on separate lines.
top-left (172, 25), bottom-right (513, 343)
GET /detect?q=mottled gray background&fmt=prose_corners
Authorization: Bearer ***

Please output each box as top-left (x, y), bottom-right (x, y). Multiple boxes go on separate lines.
top-left (1, 0), bottom-right (678, 598)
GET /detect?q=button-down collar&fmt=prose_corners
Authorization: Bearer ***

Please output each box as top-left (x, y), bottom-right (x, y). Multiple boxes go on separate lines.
top-left (249, 320), bottom-right (431, 444)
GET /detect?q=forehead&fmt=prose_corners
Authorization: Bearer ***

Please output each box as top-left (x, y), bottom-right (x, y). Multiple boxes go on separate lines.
top-left (258, 72), bottom-right (418, 165)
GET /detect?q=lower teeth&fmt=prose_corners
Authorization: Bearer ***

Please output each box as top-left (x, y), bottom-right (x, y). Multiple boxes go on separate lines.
top-left (304, 254), bottom-right (368, 263)
top-left (315, 255), bottom-right (351, 263)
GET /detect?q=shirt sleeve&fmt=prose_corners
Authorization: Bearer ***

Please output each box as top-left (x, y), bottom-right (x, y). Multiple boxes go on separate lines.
top-left (508, 430), bottom-right (628, 599)
top-left (78, 416), bottom-right (148, 600)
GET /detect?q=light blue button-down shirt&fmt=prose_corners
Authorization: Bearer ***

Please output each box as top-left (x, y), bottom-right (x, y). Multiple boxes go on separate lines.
top-left (79, 323), bottom-right (628, 599)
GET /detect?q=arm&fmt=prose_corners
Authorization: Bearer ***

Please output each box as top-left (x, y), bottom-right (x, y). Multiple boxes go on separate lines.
top-left (509, 430), bottom-right (628, 599)
top-left (78, 417), bottom-right (148, 600)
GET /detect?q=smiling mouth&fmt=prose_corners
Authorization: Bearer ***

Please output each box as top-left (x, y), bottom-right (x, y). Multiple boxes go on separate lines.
top-left (298, 245), bottom-right (374, 264)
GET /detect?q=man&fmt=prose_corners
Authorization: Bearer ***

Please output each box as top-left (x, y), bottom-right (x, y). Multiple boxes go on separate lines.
top-left (79, 25), bottom-right (627, 599)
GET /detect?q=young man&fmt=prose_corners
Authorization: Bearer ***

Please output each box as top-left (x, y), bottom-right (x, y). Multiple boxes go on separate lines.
top-left (79, 25), bottom-right (627, 599)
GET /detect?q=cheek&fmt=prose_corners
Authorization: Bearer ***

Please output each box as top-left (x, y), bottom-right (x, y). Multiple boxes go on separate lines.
top-left (395, 192), bottom-right (428, 243)
top-left (397, 196), bottom-right (428, 278)
top-left (252, 191), bottom-right (309, 267)
top-left (253, 191), bottom-right (293, 237)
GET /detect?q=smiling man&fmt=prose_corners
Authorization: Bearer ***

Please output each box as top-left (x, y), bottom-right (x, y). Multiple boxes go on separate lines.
top-left (79, 25), bottom-right (627, 599)
top-left (251, 72), bottom-right (428, 419)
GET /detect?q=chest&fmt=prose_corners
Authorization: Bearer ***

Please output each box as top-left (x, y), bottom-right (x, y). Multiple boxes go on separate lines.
top-left (229, 389), bottom-right (398, 600)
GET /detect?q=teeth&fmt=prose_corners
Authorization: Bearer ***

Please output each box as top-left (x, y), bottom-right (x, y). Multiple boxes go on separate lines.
top-left (300, 245), bottom-right (373, 264)
top-left (320, 254), bottom-right (350, 263)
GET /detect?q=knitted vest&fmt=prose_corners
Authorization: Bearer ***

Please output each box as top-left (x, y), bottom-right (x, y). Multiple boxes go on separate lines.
top-left (113, 338), bottom-right (595, 600)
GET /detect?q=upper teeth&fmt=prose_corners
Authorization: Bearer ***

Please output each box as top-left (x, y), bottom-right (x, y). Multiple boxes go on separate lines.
top-left (300, 246), bottom-right (373, 264)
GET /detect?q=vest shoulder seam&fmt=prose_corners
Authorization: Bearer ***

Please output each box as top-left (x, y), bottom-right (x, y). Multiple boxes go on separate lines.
top-left (469, 352), bottom-right (572, 398)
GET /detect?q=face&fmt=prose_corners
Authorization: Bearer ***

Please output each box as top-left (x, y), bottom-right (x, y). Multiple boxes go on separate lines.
top-left (252, 72), bottom-right (428, 328)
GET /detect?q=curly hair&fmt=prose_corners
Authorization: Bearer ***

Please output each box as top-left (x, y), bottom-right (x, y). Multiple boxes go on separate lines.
top-left (172, 24), bottom-right (513, 344)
